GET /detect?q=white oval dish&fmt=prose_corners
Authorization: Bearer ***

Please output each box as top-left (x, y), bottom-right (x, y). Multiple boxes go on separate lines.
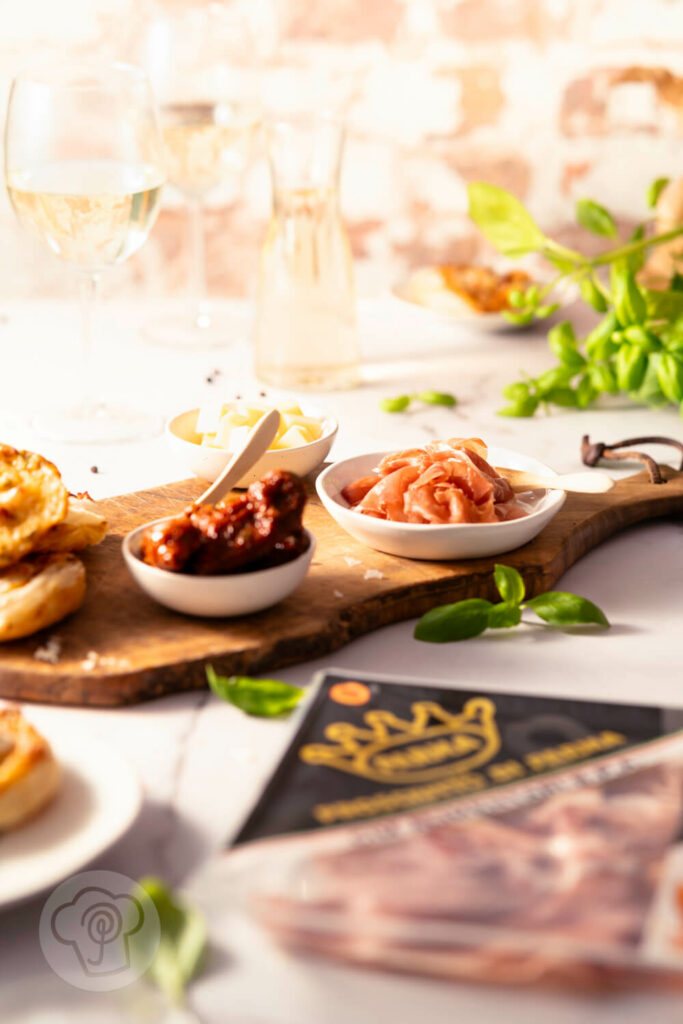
top-left (166, 404), bottom-right (338, 486)
top-left (390, 276), bottom-right (571, 335)
top-left (123, 525), bottom-right (316, 617)
top-left (316, 447), bottom-right (565, 561)
top-left (390, 279), bottom-right (524, 334)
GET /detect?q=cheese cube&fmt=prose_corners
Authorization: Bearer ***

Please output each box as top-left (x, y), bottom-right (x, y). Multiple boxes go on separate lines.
top-left (277, 425), bottom-right (311, 449)
top-left (275, 402), bottom-right (303, 416)
top-left (196, 400), bottom-right (224, 436)
top-left (221, 425), bottom-right (251, 452)
top-left (281, 413), bottom-right (323, 440)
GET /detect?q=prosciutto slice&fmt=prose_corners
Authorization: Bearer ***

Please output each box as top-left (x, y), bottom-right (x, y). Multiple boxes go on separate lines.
top-left (256, 761), bottom-right (683, 990)
top-left (341, 439), bottom-right (527, 524)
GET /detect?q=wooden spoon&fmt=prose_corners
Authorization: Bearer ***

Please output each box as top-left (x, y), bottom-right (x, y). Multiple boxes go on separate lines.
top-left (497, 467), bottom-right (614, 494)
top-left (196, 408), bottom-right (281, 505)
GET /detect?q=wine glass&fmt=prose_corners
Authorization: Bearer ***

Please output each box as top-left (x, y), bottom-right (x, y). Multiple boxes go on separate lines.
top-left (5, 60), bottom-right (166, 443)
top-left (136, 2), bottom-right (260, 349)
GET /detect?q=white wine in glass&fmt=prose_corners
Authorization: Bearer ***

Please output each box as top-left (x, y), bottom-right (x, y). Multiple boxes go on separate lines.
top-left (162, 102), bottom-right (256, 197)
top-left (4, 61), bottom-right (166, 444)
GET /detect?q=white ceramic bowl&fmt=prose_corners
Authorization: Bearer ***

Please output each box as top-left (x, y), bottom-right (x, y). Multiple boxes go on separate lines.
top-left (316, 447), bottom-right (565, 561)
top-left (166, 404), bottom-right (338, 486)
top-left (123, 524), bottom-right (316, 617)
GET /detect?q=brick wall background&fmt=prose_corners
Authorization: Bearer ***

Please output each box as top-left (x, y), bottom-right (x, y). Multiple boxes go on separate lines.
top-left (0, 0), bottom-right (681, 302)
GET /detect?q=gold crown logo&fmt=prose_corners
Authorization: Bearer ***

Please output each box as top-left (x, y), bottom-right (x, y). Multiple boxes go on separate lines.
top-left (299, 697), bottom-right (500, 785)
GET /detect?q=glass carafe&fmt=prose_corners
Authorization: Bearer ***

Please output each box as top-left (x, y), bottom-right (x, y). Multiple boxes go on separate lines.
top-left (253, 116), bottom-right (360, 390)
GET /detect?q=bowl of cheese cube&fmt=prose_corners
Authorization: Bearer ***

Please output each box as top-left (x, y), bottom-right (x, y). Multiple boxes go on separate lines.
top-left (165, 400), bottom-right (338, 487)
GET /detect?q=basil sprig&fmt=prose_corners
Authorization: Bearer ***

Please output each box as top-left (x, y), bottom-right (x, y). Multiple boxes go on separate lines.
top-left (467, 178), bottom-right (683, 418)
top-left (414, 564), bottom-right (609, 643)
top-left (139, 877), bottom-right (207, 1005)
top-left (206, 664), bottom-right (303, 717)
top-left (380, 390), bottom-right (457, 414)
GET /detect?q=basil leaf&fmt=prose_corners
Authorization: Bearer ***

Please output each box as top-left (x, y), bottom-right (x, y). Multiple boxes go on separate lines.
top-left (416, 390), bottom-right (457, 407)
top-left (498, 394), bottom-right (539, 417)
top-left (576, 374), bottom-right (598, 408)
top-left (206, 665), bottom-right (303, 717)
top-left (628, 353), bottom-right (668, 408)
top-left (585, 311), bottom-right (619, 360)
top-left (548, 322), bottom-right (586, 370)
top-left (468, 183), bottom-right (547, 257)
top-left (647, 177), bottom-right (670, 208)
top-left (526, 592), bottom-right (609, 627)
top-left (508, 288), bottom-right (527, 308)
top-left (503, 309), bottom-right (536, 326)
top-left (588, 362), bottom-right (618, 394)
top-left (487, 602), bottom-right (522, 629)
top-left (644, 287), bottom-right (683, 322)
top-left (140, 877), bottom-right (207, 1005)
top-left (657, 351), bottom-right (683, 403)
top-left (611, 261), bottom-right (646, 326)
top-left (535, 302), bottom-right (560, 318)
top-left (622, 325), bottom-right (661, 352)
top-left (502, 381), bottom-right (530, 401)
top-left (664, 330), bottom-right (683, 354)
top-left (576, 198), bottom-right (617, 239)
top-left (493, 564), bottom-right (525, 605)
top-left (414, 598), bottom-right (493, 643)
top-left (671, 272), bottom-right (683, 293)
top-left (579, 277), bottom-right (608, 312)
top-left (616, 343), bottom-right (648, 391)
top-left (545, 386), bottom-right (578, 407)
top-left (380, 395), bottom-right (411, 413)
top-left (535, 366), bottom-right (574, 394)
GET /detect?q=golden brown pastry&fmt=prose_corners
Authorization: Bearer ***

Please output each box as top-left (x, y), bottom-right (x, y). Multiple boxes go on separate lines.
top-left (0, 707), bottom-right (60, 830)
top-left (0, 446), bottom-right (68, 569)
top-left (0, 552), bottom-right (86, 642)
top-left (33, 498), bottom-right (108, 554)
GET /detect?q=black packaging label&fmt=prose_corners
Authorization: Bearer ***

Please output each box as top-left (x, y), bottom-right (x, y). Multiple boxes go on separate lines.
top-left (233, 670), bottom-right (683, 847)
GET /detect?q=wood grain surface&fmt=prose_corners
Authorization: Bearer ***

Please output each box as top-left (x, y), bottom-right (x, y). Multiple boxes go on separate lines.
top-left (1, 468), bottom-right (682, 707)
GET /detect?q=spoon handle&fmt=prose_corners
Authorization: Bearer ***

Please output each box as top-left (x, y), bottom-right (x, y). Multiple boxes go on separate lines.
top-left (498, 468), bottom-right (615, 494)
top-left (197, 409), bottom-right (281, 505)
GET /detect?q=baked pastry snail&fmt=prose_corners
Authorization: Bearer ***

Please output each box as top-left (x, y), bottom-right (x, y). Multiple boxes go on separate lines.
top-left (0, 446), bottom-right (67, 569)
top-left (0, 707), bottom-right (60, 830)
top-left (0, 445), bottom-right (107, 642)
top-left (0, 553), bottom-right (87, 643)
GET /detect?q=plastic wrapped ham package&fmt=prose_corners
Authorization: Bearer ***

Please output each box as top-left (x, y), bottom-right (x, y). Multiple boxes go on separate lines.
top-left (189, 670), bottom-right (683, 991)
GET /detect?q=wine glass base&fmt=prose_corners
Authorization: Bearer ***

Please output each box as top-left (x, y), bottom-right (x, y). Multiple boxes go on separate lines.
top-left (32, 404), bottom-right (163, 445)
top-left (141, 310), bottom-right (237, 350)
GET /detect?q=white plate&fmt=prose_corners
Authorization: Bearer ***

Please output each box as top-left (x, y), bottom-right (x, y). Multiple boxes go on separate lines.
top-left (316, 446), bottom-right (566, 561)
top-left (390, 277), bottom-right (570, 335)
top-left (390, 279), bottom-right (528, 333)
top-left (166, 403), bottom-right (338, 486)
top-left (0, 720), bottom-right (141, 909)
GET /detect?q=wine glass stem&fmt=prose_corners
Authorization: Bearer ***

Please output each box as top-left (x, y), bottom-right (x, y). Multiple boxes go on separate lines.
top-left (188, 196), bottom-right (208, 327)
top-left (80, 272), bottom-right (101, 416)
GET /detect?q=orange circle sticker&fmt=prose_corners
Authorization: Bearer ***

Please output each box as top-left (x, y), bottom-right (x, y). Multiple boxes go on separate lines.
top-left (329, 681), bottom-right (371, 706)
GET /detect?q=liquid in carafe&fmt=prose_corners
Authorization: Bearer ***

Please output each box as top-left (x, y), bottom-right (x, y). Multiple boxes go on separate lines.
top-left (253, 117), bottom-right (360, 390)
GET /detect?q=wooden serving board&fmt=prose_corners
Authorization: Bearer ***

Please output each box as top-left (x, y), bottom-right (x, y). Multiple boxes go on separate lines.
top-left (1, 468), bottom-right (683, 707)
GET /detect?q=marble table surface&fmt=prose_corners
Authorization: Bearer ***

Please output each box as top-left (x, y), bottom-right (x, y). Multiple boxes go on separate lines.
top-left (1, 296), bottom-right (683, 1024)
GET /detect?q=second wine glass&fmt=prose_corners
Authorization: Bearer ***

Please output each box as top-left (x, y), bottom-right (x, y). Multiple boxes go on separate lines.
top-left (138, 3), bottom-right (259, 350)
